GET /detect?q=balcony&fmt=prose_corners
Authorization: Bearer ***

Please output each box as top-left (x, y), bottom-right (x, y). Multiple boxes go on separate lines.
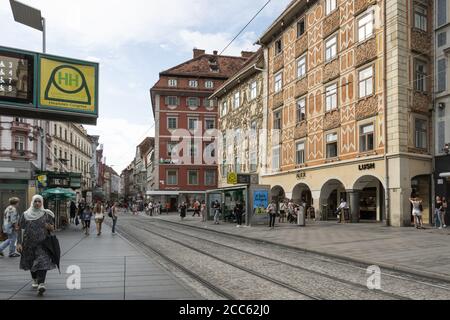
top-left (295, 35), bottom-right (308, 58)
top-left (355, 37), bottom-right (377, 67)
top-left (295, 77), bottom-right (308, 98)
top-left (323, 59), bottom-right (340, 83)
top-left (412, 91), bottom-right (431, 113)
top-left (356, 94), bottom-right (379, 120)
top-left (11, 121), bottom-right (31, 134)
top-left (354, 0), bottom-right (377, 16)
top-left (411, 29), bottom-right (431, 55)
top-left (294, 122), bottom-right (308, 140)
top-left (323, 109), bottom-right (340, 131)
top-left (273, 53), bottom-right (284, 73)
top-left (323, 9), bottom-right (340, 38)
top-left (273, 91), bottom-right (284, 108)
top-left (11, 150), bottom-right (34, 161)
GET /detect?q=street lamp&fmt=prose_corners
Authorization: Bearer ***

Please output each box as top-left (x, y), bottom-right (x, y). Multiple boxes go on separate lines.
top-left (10, 0), bottom-right (47, 172)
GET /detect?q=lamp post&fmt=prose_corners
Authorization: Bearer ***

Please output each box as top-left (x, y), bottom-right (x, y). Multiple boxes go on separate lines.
top-left (10, 0), bottom-right (47, 172)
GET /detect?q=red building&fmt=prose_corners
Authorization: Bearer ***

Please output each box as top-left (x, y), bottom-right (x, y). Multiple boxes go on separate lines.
top-left (150, 49), bottom-right (251, 209)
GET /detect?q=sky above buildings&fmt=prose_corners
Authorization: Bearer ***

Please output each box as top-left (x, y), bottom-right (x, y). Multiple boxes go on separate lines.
top-left (0, 0), bottom-right (291, 171)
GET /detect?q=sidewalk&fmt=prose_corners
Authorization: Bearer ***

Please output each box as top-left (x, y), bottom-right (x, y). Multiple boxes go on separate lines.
top-left (0, 221), bottom-right (201, 300)
top-left (153, 214), bottom-right (450, 282)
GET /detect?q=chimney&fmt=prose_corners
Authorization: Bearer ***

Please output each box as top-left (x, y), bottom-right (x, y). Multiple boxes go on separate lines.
top-left (241, 51), bottom-right (254, 58)
top-left (213, 50), bottom-right (218, 55)
top-left (193, 48), bottom-right (206, 58)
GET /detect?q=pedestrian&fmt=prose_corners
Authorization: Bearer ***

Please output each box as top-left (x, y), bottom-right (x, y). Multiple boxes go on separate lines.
top-left (158, 202), bottom-right (163, 215)
top-left (336, 199), bottom-right (348, 223)
top-left (192, 200), bottom-right (200, 217)
top-left (78, 199), bottom-right (86, 230)
top-left (435, 196), bottom-right (444, 229)
top-left (441, 197), bottom-right (447, 228)
top-left (69, 201), bottom-right (77, 224)
top-left (179, 202), bottom-right (187, 221)
top-left (410, 197), bottom-right (424, 229)
top-left (149, 202), bottom-right (154, 216)
top-left (201, 200), bottom-right (207, 222)
top-left (267, 201), bottom-right (277, 229)
top-left (81, 205), bottom-right (93, 235)
top-left (94, 201), bottom-right (105, 236)
top-left (16, 195), bottom-right (56, 296)
top-left (0, 197), bottom-right (21, 258)
top-left (234, 201), bottom-right (244, 227)
top-left (279, 200), bottom-right (287, 223)
top-left (165, 202), bottom-right (170, 215)
top-left (111, 202), bottom-right (119, 234)
top-left (212, 200), bottom-right (221, 225)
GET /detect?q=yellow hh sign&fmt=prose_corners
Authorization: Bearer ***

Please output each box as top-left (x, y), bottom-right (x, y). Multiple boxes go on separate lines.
top-left (227, 172), bottom-right (238, 185)
top-left (39, 57), bottom-right (97, 114)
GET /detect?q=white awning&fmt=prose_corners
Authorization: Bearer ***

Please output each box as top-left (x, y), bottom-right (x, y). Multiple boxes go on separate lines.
top-left (439, 173), bottom-right (450, 178)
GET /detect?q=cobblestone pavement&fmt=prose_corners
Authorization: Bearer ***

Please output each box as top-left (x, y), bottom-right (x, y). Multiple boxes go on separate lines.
top-left (115, 214), bottom-right (450, 300)
top-left (0, 221), bottom-right (200, 300)
top-left (145, 213), bottom-right (450, 282)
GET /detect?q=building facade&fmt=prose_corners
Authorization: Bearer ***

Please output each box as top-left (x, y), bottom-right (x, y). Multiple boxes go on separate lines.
top-left (434, 0), bottom-right (450, 204)
top-left (258, 0), bottom-right (434, 227)
top-left (150, 49), bottom-right (250, 209)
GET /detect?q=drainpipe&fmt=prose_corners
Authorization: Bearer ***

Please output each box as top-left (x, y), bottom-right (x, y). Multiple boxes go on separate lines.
top-left (383, 0), bottom-right (390, 226)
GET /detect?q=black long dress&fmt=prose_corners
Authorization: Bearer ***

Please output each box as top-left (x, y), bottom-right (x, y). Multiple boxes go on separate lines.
top-left (179, 205), bottom-right (187, 218)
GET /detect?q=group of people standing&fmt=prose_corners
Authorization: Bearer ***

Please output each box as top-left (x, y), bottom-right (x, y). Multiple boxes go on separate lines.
top-left (178, 200), bottom-right (208, 222)
top-left (144, 201), bottom-right (168, 216)
top-left (266, 199), bottom-right (311, 229)
top-left (410, 196), bottom-right (448, 230)
top-left (70, 200), bottom-right (119, 236)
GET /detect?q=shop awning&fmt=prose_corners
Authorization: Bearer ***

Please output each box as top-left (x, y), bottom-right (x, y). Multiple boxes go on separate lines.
top-left (440, 173), bottom-right (450, 178)
top-left (206, 185), bottom-right (248, 193)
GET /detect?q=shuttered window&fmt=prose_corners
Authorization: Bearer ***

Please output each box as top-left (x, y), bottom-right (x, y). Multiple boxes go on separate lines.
top-left (438, 59), bottom-right (447, 92)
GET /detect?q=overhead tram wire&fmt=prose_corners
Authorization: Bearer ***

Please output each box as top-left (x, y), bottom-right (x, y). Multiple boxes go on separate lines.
top-left (220, 0), bottom-right (272, 55)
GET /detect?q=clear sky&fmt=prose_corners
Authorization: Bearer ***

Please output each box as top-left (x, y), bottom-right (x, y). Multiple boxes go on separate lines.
top-left (0, 0), bottom-right (291, 172)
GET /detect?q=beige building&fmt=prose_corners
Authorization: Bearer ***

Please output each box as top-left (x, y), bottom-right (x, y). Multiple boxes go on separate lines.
top-left (50, 122), bottom-right (94, 198)
top-left (256, 0), bottom-right (434, 226)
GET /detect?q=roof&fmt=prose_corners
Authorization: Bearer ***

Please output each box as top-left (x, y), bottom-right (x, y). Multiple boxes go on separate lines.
top-left (258, 0), bottom-right (315, 45)
top-left (210, 49), bottom-right (264, 99)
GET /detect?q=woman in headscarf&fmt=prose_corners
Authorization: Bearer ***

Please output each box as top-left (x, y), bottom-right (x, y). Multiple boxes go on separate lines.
top-left (16, 195), bottom-right (56, 296)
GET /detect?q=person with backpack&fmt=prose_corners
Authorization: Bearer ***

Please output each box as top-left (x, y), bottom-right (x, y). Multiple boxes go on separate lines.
top-left (0, 197), bottom-right (21, 258)
top-left (410, 197), bottom-right (424, 229)
top-left (16, 195), bottom-right (56, 296)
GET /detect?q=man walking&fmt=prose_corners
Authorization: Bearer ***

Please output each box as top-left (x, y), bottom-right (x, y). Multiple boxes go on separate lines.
top-left (213, 200), bottom-right (221, 225)
top-left (0, 197), bottom-right (21, 258)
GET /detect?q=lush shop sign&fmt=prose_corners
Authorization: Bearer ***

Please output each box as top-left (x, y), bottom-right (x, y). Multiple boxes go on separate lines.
top-left (359, 163), bottom-right (376, 171)
top-left (0, 46), bottom-right (99, 125)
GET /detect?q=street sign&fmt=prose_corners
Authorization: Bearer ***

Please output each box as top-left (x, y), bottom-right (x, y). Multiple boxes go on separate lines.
top-left (227, 172), bottom-right (237, 185)
top-left (0, 46), bottom-right (99, 125)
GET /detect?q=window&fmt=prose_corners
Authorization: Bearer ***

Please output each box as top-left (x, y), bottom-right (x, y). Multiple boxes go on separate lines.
top-left (325, 83), bottom-right (338, 111)
top-left (168, 79), bottom-right (177, 87)
top-left (250, 151), bottom-right (257, 172)
top-left (204, 98), bottom-right (215, 108)
top-left (70, 133), bottom-right (73, 144)
top-left (275, 39), bottom-right (283, 55)
top-left (59, 127), bottom-right (62, 138)
top-left (167, 117), bottom-right (178, 130)
top-left (14, 117), bottom-right (25, 123)
top-left (438, 32), bottom-right (447, 47)
top-left (64, 130), bottom-right (67, 141)
top-left (234, 92), bottom-right (240, 109)
top-left (205, 81), bottom-right (214, 89)
top-left (205, 170), bottom-right (216, 186)
top-left (205, 119), bottom-right (215, 130)
top-left (250, 81), bottom-right (257, 100)
top-left (70, 154), bottom-right (73, 168)
top-left (415, 119), bottom-right (427, 149)
top-left (415, 60), bottom-right (427, 92)
top-left (297, 55), bottom-right (307, 79)
top-left (360, 124), bottom-right (374, 152)
top-left (167, 143), bottom-right (178, 157)
top-left (273, 110), bottom-right (282, 130)
top-left (326, 133), bottom-right (338, 158)
top-left (187, 97), bottom-right (200, 108)
top-left (221, 101), bottom-right (228, 116)
top-left (59, 149), bottom-right (62, 159)
top-left (438, 122), bottom-right (446, 153)
top-left (438, 0), bottom-right (447, 27)
top-left (297, 98), bottom-right (306, 122)
top-left (64, 152), bottom-right (67, 161)
top-left (272, 145), bottom-right (280, 171)
top-left (414, 4), bottom-right (427, 31)
top-left (189, 80), bottom-right (198, 88)
top-left (297, 18), bottom-right (305, 38)
top-left (274, 72), bottom-right (283, 93)
top-left (437, 59), bottom-right (447, 92)
top-left (188, 118), bottom-right (199, 131)
top-left (296, 142), bottom-right (305, 165)
top-left (325, 35), bottom-right (337, 62)
top-left (167, 170), bottom-right (178, 185)
top-left (166, 96), bottom-right (179, 106)
top-left (326, 0), bottom-right (337, 15)
top-left (54, 124), bottom-right (57, 135)
top-left (358, 12), bottom-right (374, 42)
top-left (188, 170), bottom-right (199, 185)
top-left (359, 66), bottom-right (374, 98)
top-left (14, 136), bottom-right (25, 151)
top-left (206, 142), bottom-right (216, 158)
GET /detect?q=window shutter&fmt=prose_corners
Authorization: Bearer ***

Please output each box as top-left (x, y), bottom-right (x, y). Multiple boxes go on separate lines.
top-left (438, 59), bottom-right (447, 92)
top-left (438, 122), bottom-right (446, 152)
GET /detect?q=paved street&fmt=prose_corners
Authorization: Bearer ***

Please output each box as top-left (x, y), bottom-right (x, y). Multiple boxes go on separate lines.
top-left (0, 221), bottom-right (200, 300)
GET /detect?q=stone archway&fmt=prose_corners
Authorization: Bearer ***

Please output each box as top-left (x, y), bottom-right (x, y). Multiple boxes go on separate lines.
top-left (352, 175), bottom-right (386, 222)
top-left (411, 175), bottom-right (431, 225)
top-left (319, 179), bottom-right (346, 220)
top-left (292, 183), bottom-right (312, 207)
top-left (271, 185), bottom-right (286, 202)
